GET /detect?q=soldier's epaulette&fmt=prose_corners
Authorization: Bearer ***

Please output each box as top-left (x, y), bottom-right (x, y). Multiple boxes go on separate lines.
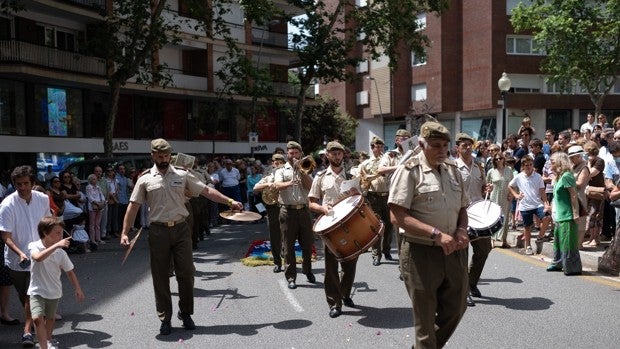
top-left (140, 169), bottom-right (151, 177)
top-left (173, 166), bottom-right (188, 172)
top-left (404, 158), bottom-right (420, 169)
top-left (444, 159), bottom-right (457, 166)
top-left (315, 169), bottom-right (327, 177)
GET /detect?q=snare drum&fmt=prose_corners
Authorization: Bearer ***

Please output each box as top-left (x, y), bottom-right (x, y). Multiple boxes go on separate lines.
top-left (313, 194), bottom-right (384, 261)
top-left (466, 200), bottom-right (503, 239)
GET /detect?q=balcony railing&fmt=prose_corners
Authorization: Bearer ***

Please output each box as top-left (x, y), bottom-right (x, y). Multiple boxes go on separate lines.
top-left (273, 81), bottom-right (315, 98)
top-left (58, 0), bottom-right (106, 11)
top-left (0, 40), bottom-right (106, 76)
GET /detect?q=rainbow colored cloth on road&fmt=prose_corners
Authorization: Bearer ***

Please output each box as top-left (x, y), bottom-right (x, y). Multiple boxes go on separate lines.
top-left (241, 239), bottom-right (317, 267)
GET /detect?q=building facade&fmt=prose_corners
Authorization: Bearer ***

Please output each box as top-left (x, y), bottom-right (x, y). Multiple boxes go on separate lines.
top-left (321, 0), bottom-right (620, 153)
top-left (0, 0), bottom-right (308, 174)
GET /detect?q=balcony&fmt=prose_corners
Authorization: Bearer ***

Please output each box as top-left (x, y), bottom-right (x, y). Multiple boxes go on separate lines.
top-left (251, 27), bottom-right (289, 49)
top-left (57, 0), bottom-right (106, 11)
top-left (0, 40), bottom-right (106, 76)
top-left (273, 81), bottom-right (315, 98)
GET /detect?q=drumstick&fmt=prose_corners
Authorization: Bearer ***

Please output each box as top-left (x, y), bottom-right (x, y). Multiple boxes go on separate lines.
top-left (121, 228), bottom-right (142, 265)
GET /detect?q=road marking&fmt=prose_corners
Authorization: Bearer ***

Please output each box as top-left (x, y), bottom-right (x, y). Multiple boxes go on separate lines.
top-left (278, 279), bottom-right (305, 312)
top-left (496, 248), bottom-right (620, 288)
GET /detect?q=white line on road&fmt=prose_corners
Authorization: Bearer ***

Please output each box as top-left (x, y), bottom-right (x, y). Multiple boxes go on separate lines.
top-left (278, 279), bottom-right (305, 312)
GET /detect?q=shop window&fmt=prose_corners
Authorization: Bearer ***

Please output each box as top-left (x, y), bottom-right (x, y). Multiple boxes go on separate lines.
top-left (461, 118), bottom-right (497, 143)
top-left (192, 100), bottom-right (232, 141)
top-left (0, 79), bottom-right (26, 135)
top-left (31, 85), bottom-right (83, 137)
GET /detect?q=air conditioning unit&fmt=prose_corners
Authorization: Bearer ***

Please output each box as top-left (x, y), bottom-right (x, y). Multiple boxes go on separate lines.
top-left (356, 91), bottom-right (369, 106)
top-left (356, 60), bottom-right (369, 73)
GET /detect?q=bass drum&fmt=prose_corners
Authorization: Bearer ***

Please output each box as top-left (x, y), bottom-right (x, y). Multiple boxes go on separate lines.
top-left (466, 199), bottom-right (503, 240)
top-left (313, 194), bottom-right (384, 261)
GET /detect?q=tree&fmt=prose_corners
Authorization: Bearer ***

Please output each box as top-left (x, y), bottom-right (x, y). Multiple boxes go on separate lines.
top-left (300, 95), bottom-right (357, 153)
top-left (511, 0), bottom-right (620, 117)
top-left (285, 0), bottom-right (449, 143)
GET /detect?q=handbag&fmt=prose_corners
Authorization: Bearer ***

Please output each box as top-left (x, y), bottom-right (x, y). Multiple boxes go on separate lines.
top-left (585, 186), bottom-right (606, 201)
top-left (63, 199), bottom-right (83, 220)
top-left (92, 201), bottom-right (105, 210)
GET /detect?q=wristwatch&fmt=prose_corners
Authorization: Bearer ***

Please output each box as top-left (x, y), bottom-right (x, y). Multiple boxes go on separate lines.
top-left (430, 227), bottom-right (440, 240)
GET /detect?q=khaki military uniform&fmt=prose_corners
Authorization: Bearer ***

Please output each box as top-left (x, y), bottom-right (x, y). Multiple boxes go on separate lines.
top-left (456, 158), bottom-right (493, 291)
top-left (308, 167), bottom-right (358, 310)
top-left (360, 154), bottom-right (393, 261)
top-left (274, 162), bottom-right (314, 282)
top-left (131, 164), bottom-right (207, 322)
top-left (388, 151), bottom-right (469, 349)
top-left (255, 170), bottom-right (282, 267)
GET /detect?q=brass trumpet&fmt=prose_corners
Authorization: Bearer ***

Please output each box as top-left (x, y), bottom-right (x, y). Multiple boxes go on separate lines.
top-left (296, 155), bottom-right (316, 175)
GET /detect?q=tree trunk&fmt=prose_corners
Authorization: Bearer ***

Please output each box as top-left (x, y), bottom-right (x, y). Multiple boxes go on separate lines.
top-left (294, 82), bottom-right (309, 143)
top-left (599, 227), bottom-right (619, 276)
top-left (104, 82), bottom-right (121, 157)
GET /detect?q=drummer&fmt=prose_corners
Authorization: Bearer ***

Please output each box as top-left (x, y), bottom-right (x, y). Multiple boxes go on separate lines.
top-left (309, 141), bottom-right (359, 318)
top-left (389, 121), bottom-right (470, 349)
top-left (454, 132), bottom-right (493, 307)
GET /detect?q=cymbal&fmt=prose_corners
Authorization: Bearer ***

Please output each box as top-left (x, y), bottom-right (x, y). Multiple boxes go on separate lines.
top-left (220, 210), bottom-right (262, 222)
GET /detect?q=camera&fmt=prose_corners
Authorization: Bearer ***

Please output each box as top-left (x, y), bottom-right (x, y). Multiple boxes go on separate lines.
top-left (18, 259), bottom-right (31, 269)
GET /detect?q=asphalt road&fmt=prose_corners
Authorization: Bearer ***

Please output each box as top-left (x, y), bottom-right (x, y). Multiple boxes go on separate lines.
top-left (1, 221), bottom-right (618, 348)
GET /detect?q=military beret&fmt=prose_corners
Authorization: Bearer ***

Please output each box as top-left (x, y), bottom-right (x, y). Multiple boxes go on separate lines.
top-left (151, 138), bottom-right (172, 153)
top-left (272, 154), bottom-right (286, 162)
top-left (326, 141), bottom-right (345, 152)
top-left (371, 136), bottom-right (385, 145)
top-left (455, 132), bottom-right (474, 144)
top-left (396, 129), bottom-right (411, 137)
top-left (287, 141), bottom-right (302, 151)
top-left (420, 121), bottom-right (450, 141)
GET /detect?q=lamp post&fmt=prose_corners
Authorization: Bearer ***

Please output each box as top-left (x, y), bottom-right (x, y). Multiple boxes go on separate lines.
top-left (365, 76), bottom-right (383, 117)
top-left (498, 72), bottom-right (511, 141)
top-left (250, 19), bottom-right (281, 157)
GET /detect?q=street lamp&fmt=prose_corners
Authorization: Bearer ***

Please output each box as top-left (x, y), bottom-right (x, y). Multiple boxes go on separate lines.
top-left (498, 72), bottom-right (511, 141)
top-left (365, 76), bottom-right (383, 117)
top-left (250, 19), bottom-right (281, 157)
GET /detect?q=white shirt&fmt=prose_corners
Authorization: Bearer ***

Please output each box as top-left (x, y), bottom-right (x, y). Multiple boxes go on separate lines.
top-left (509, 171), bottom-right (545, 211)
top-left (0, 191), bottom-right (51, 271)
top-left (27, 240), bottom-right (74, 299)
top-left (580, 121), bottom-right (595, 134)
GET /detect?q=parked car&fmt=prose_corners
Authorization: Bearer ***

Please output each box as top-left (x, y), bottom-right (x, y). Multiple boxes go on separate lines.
top-left (63, 156), bottom-right (152, 185)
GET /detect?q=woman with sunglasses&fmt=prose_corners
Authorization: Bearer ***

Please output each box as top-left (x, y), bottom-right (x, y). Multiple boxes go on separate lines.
top-left (486, 153), bottom-right (514, 248)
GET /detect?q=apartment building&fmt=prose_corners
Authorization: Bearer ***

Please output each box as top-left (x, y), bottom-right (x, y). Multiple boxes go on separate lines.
top-left (0, 0), bottom-right (307, 174)
top-left (321, 0), bottom-right (620, 153)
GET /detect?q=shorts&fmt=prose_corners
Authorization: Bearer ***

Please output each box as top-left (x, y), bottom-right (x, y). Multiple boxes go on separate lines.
top-left (29, 295), bottom-right (59, 319)
top-left (0, 265), bottom-right (12, 287)
top-left (8, 270), bottom-right (30, 299)
top-left (521, 207), bottom-right (545, 228)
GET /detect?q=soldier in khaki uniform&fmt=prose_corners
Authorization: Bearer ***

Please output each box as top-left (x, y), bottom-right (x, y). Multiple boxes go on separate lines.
top-left (454, 132), bottom-right (493, 307)
top-left (360, 136), bottom-right (393, 266)
top-left (389, 122), bottom-right (470, 349)
top-left (253, 153), bottom-right (286, 273)
top-left (309, 141), bottom-right (358, 318)
top-left (378, 129), bottom-right (411, 261)
top-left (274, 141), bottom-right (316, 290)
top-left (120, 138), bottom-right (242, 336)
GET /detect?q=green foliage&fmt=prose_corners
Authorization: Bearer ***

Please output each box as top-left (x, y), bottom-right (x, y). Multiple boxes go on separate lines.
top-left (0, 0), bottom-right (23, 15)
top-left (299, 96), bottom-right (357, 152)
top-left (511, 0), bottom-right (620, 113)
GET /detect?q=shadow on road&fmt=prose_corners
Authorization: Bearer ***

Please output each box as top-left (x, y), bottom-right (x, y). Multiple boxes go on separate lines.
top-left (474, 296), bottom-right (554, 310)
top-left (154, 319), bottom-right (313, 340)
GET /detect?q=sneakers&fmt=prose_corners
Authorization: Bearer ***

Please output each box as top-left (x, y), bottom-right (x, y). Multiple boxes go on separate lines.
top-left (21, 332), bottom-right (34, 347)
top-left (47, 340), bottom-right (59, 349)
top-left (525, 246), bottom-right (534, 255)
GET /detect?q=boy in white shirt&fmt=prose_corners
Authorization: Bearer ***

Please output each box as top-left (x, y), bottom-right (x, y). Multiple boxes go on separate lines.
top-left (28, 217), bottom-right (84, 349)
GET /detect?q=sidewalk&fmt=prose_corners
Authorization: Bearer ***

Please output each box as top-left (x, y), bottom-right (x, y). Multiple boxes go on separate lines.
top-left (504, 227), bottom-right (609, 273)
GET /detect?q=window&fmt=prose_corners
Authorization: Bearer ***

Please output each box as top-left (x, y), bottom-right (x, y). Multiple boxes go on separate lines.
top-left (356, 60), bottom-right (369, 73)
top-left (0, 17), bottom-right (11, 40)
top-left (461, 118), bottom-right (497, 143)
top-left (0, 79), bottom-right (26, 135)
top-left (415, 13), bottom-right (426, 30)
top-left (506, 36), bottom-right (545, 55)
top-left (546, 81), bottom-right (572, 94)
top-left (30, 85), bottom-right (83, 137)
top-left (411, 84), bottom-right (427, 102)
top-left (39, 25), bottom-right (77, 52)
top-left (411, 50), bottom-right (426, 66)
top-left (356, 90), bottom-right (369, 106)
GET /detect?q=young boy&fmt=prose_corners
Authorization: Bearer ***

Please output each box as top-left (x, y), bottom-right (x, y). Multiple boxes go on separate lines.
top-left (28, 217), bottom-right (85, 349)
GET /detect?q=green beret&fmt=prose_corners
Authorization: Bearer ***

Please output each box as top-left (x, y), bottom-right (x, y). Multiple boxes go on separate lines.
top-left (151, 138), bottom-right (172, 153)
top-left (287, 141), bottom-right (302, 151)
top-left (272, 154), bottom-right (286, 162)
top-left (396, 129), bottom-right (411, 137)
top-left (326, 141), bottom-right (345, 152)
top-left (420, 122), bottom-right (450, 141)
top-left (371, 136), bottom-right (385, 145)
top-left (455, 132), bottom-right (474, 144)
